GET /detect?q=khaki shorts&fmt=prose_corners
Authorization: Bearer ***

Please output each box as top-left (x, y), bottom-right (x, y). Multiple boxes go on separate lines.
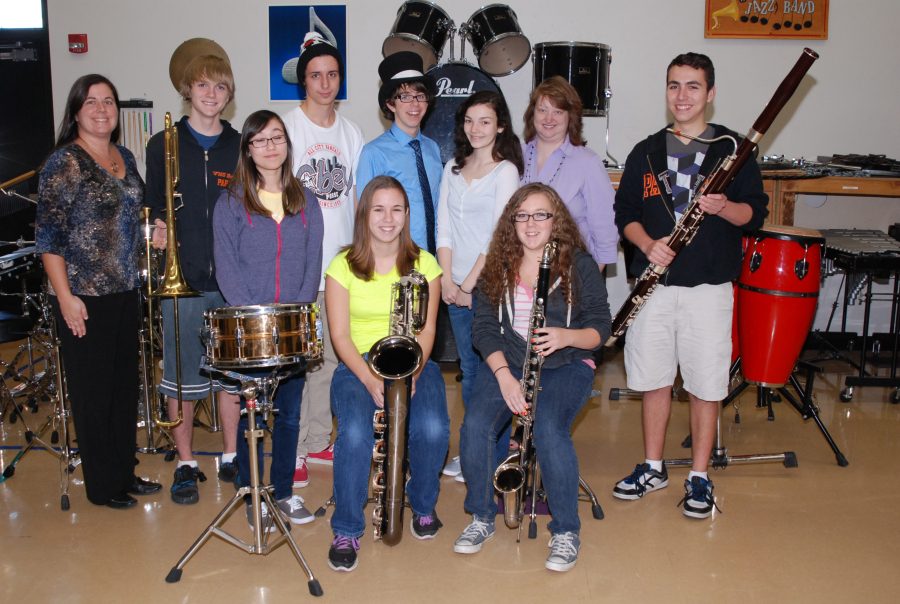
top-left (624, 283), bottom-right (733, 402)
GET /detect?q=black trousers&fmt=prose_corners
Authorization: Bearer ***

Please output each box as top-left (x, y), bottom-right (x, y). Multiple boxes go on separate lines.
top-left (52, 290), bottom-right (140, 505)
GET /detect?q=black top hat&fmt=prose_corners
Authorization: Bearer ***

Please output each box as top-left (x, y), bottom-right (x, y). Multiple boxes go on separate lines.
top-left (377, 51), bottom-right (436, 111)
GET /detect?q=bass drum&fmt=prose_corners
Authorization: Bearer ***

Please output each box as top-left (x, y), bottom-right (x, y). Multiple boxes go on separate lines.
top-left (382, 1), bottom-right (454, 71)
top-left (464, 4), bottom-right (530, 76)
top-left (532, 42), bottom-right (611, 117)
top-left (422, 62), bottom-right (500, 165)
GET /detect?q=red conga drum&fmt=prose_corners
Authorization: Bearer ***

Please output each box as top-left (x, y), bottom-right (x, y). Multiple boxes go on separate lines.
top-left (736, 224), bottom-right (824, 386)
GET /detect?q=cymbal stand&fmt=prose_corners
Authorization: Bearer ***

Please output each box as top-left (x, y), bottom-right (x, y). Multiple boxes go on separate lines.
top-left (1, 296), bottom-right (80, 509)
top-left (166, 362), bottom-right (322, 597)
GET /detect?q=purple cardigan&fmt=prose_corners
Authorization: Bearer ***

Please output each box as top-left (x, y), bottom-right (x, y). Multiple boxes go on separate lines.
top-left (213, 186), bottom-right (323, 307)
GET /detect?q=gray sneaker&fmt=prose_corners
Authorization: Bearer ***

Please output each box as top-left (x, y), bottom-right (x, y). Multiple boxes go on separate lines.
top-left (546, 532), bottom-right (580, 572)
top-left (453, 517), bottom-right (495, 554)
top-left (276, 495), bottom-right (314, 525)
top-left (246, 502), bottom-right (277, 533)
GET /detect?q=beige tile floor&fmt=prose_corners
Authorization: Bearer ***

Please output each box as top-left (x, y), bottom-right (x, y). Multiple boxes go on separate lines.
top-left (2, 339), bottom-right (899, 604)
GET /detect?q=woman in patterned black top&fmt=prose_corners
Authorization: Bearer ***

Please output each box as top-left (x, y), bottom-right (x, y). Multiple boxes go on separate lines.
top-left (36, 74), bottom-right (162, 510)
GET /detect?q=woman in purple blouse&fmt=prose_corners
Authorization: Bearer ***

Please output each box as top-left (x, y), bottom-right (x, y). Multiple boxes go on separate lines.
top-left (521, 76), bottom-right (618, 271)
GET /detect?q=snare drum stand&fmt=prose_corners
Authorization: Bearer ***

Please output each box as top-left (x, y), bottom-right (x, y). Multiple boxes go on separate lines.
top-left (165, 362), bottom-right (322, 597)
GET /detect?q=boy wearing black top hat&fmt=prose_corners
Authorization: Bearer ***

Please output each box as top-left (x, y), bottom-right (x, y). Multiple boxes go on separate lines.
top-left (357, 51), bottom-right (442, 255)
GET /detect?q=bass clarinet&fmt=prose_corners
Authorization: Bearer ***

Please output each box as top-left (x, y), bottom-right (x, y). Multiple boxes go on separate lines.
top-left (367, 270), bottom-right (429, 546)
top-left (606, 48), bottom-right (819, 346)
top-left (494, 239), bottom-right (558, 540)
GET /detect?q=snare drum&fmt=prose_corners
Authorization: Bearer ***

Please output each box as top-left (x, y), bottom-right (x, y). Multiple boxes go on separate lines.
top-left (464, 5), bottom-right (531, 76)
top-left (736, 224), bottom-right (824, 387)
top-left (422, 62), bottom-right (501, 164)
top-left (0, 246), bottom-right (38, 283)
top-left (532, 42), bottom-right (611, 116)
top-left (383, 1), bottom-right (454, 71)
top-left (204, 303), bottom-right (323, 369)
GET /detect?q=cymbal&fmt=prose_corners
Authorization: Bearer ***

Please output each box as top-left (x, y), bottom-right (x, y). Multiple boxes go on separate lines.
top-left (168, 38), bottom-right (231, 92)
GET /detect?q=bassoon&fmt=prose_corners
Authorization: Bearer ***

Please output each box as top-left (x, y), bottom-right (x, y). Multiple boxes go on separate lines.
top-left (606, 48), bottom-right (819, 346)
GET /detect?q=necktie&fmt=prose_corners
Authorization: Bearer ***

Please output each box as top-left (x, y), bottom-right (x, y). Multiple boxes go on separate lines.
top-left (408, 139), bottom-right (436, 255)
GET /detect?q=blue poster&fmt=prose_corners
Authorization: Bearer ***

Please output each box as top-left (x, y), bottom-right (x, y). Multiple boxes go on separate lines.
top-left (269, 5), bottom-right (348, 102)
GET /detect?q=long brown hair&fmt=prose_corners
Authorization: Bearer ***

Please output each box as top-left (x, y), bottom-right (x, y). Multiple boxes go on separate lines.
top-left (522, 76), bottom-right (586, 146)
top-left (481, 183), bottom-right (586, 308)
top-left (341, 175), bottom-right (421, 281)
top-left (452, 91), bottom-right (523, 175)
top-left (229, 110), bottom-right (307, 217)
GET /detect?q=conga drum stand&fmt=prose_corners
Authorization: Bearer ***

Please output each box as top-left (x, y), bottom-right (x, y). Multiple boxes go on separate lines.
top-left (672, 358), bottom-right (848, 470)
top-left (165, 364), bottom-right (323, 597)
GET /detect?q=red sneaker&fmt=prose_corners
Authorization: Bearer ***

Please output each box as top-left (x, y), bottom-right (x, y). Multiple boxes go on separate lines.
top-left (293, 456), bottom-right (309, 488)
top-left (307, 444), bottom-right (334, 466)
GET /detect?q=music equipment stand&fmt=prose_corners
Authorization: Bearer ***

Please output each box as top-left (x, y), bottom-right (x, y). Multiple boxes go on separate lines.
top-left (0, 294), bottom-right (79, 510)
top-left (165, 361), bottom-right (322, 597)
top-left (669, 359), bottom-right (848, 470)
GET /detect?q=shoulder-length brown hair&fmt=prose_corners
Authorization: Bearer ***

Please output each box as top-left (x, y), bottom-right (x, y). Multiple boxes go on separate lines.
top-left (481, 183), bottom-right (586, 308)
top-left (52, 74), bottom-right (121, 153)
top-left (229, 110), bottom-right (306, 217)
top-left (452, 91), bottom-right (523, 175)
top-left (341, 175), bottom-right (420, 281)
top-left (522, 76), bottom-right (586, 146)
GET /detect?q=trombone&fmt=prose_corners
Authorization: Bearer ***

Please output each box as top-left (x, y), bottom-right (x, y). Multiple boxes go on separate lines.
top-left (151, 112), bottom-right (200, 428)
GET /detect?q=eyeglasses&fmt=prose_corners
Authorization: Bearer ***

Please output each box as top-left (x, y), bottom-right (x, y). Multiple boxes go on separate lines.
top-left (249, 135), bottom-right (287, 148)
top-left (395, 93), bottom-right (429, 103)
top-left (512, 212), bottom-right (553, 223)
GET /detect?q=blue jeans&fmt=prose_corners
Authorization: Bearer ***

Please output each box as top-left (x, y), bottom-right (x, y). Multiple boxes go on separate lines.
top-left (330, 358), bottom-right (450, 539)
top-left (459, 360), bottom-right (594, 535)
top-left (236, 370), bottom-right (303, 502)
top-left (447, 300), bottom-right (510, 464)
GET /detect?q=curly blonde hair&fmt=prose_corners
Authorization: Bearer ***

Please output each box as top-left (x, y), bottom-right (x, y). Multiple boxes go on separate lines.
top-left (481, 183), bottom-right (586, 308)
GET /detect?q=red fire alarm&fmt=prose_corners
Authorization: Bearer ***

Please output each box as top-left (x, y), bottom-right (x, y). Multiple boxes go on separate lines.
top-left (68, 34), bottom-right (87, 53)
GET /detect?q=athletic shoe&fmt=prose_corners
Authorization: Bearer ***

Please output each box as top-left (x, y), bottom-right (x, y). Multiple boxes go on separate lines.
top-left (246, 502), bottom-right (277, 533)
top-left (453, 518), bottom-right (495, 554)
top-left (410, 512), bottom-right (443, 539)
top-left (170, 465), bottom-right (203, 505)
top-left (307, 444), bottom-right (334, 465)
top-left (455, 472), bottom-right (466, 483)
top-left (678, 476), bottom-right (721, 519)
top-left (328, 536), bottom-right (360, 572)
top-left (612, 462), bottom-right (668, 500)
top-left (546, 532), bottom-right (581, 572)
top-left (442, 456), bottom-right (462, 476)
top-left (293, 456), bottom-right (309, 488)
top-left (218, 459), bottom-right (239, 483)
top-left (276, 495), bottom-right (315, 525)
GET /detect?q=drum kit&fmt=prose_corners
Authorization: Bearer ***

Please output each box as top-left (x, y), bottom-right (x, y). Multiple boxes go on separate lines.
top-left (381, 1), bottom-right (614, 164)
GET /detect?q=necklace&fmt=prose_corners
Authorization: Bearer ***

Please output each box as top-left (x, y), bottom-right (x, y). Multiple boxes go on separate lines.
top-left (526, 144), bottom-right (564, 186)
top-left (77, 138), bottom-right (119, 173)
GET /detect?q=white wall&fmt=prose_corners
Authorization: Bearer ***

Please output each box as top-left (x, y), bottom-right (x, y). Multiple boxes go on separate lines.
top-left (44, 0), bottom-right (900, 314)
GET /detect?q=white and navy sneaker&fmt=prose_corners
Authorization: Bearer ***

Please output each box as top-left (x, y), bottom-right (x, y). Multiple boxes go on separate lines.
top-left (613, 462), bottom-right (668, 500)
top-left (678, 476), bottom-right (721, 519)
top-left (546, 532), bottom-right (581, 572)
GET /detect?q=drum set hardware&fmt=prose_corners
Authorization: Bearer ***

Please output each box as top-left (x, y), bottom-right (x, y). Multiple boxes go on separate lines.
top-left (166, 359), bottom-right (322, 597)
top-left (167, 305), bottom-right (324, 595)
top-left (0, 285), bottom-right (80, 509)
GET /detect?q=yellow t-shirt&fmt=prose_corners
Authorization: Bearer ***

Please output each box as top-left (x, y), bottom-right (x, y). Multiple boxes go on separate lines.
top-left (257, 189), bottom-right (284, 223)
top-left (325, 249), bottom-right (442, 354)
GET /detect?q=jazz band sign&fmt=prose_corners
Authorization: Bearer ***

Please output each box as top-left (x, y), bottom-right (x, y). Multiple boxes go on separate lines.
top-left (705, 0), bottom-right (828, 39)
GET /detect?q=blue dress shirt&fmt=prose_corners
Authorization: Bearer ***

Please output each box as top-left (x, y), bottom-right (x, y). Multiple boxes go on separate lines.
top-left (357, 124), bottom-right (443, 251)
